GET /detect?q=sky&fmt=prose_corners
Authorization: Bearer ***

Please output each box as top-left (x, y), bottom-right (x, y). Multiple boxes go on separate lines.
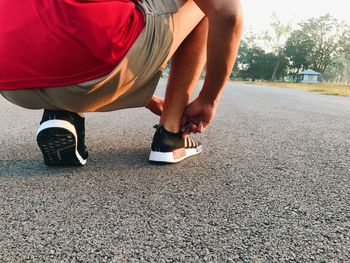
top-left (242, 0), bottom-right (350, 35)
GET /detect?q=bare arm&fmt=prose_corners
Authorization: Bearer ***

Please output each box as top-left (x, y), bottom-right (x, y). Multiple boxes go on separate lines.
top-left (195, 0), bottom-right (243, 105)
top-left (182, 0), bottom-right (243, 134)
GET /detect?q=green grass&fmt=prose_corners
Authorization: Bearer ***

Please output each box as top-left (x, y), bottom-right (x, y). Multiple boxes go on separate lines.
top-left (240, 81), bottom-right (350, 96)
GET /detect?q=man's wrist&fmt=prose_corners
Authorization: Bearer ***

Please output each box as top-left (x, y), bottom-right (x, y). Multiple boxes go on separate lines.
top-left (198, 92), bottom-right (220, 108)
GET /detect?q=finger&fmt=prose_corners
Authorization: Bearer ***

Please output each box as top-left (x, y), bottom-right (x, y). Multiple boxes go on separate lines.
top-left (191, 123), bottom-right (197, 133)
top-left (197, 122), bottom-right (205, 133)
top-left (152, 95), bottom-right (164, 101)
top-left (182, 129), bottom-right (191, 139)
top-left (181, 122), bottom-right (189, 133)
top-left (181, 117), bottom-right (188, 126)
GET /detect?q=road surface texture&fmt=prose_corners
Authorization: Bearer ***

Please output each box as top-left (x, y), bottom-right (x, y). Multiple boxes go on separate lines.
top-left (1, 80), bottom-right (350, 262)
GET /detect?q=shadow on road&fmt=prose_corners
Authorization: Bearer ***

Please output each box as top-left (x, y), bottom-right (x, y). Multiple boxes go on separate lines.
top-left (0, 158), bottom-right (84, 177)
top-left (0, 147), bottom-right (154, 177)
top-left (88, 146), bottom-right (153, 168)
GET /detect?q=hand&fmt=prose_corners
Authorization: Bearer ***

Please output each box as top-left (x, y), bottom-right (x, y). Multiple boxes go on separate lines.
top-left (146, 96), bottom-right (164, 116)
top-left (181, 97), bottom-right (217, 137)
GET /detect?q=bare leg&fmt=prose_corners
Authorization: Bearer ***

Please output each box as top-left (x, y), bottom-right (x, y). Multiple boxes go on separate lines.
top-left (160, 18), bottom-right (208, 133)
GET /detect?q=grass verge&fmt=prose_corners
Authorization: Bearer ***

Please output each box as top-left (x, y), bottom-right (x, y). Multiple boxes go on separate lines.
top-left (240, 82), bottom-right (350, 96)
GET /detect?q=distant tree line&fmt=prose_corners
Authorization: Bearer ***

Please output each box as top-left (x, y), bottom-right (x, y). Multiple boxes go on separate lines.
top-left (232, 14), bottom-right (350, 83)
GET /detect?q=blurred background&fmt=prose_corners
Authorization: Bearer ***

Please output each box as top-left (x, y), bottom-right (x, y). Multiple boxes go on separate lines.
top-left (235, 0), bottom-right (350, 85)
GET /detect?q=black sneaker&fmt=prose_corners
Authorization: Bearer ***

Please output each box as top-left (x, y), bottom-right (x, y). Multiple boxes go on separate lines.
top-left (36, 110), bottom-right (88, 166)
top-left (149, 125), bottom-right (202, 163)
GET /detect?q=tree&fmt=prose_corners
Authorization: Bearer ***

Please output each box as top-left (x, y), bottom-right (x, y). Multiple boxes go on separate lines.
top-left (323, 59), bottom-right (345, 83)
top-left (235, 40), bottom-right (286, 81)
top-left (285, 14), bottom-right (350, 75)
top-left (342, 34), bottom-right (350, 83)
top-left (233, 37), bottom-right (259, 79)
top-left (263, 13), bottom-right (291, 80)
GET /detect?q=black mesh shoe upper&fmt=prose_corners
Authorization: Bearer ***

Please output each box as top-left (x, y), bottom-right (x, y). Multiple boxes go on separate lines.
top-left (151, 125), bottom-right (201, 152)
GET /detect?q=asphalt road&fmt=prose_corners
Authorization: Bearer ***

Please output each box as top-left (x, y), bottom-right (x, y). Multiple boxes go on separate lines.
top-left (1, 80), bottom-right (350, 262)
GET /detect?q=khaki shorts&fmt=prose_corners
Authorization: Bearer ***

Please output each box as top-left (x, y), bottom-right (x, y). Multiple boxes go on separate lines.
top-left (1, 0), bottom-right (204, 112)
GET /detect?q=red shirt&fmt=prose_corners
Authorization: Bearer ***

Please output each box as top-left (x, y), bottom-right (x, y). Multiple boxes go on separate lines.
top-left (0, 0), bottom-right (145, 90)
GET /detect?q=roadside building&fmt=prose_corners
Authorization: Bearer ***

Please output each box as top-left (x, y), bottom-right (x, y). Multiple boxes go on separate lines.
top-left (297, 69), bottom-right (321, 83)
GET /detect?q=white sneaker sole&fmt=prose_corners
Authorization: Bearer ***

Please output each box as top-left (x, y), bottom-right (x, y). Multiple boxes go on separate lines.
top-left (36, 120), bottom-right (87, 166)
top-left (149, 145), bottom-right (203, 163)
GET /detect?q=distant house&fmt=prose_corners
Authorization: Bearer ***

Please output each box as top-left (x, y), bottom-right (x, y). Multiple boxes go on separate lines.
top-left (297, 69), bottom-right (321, 83)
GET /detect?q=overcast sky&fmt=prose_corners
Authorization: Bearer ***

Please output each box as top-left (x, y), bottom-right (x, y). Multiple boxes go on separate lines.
top-left (242, 0), bottom-right (350, 35)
